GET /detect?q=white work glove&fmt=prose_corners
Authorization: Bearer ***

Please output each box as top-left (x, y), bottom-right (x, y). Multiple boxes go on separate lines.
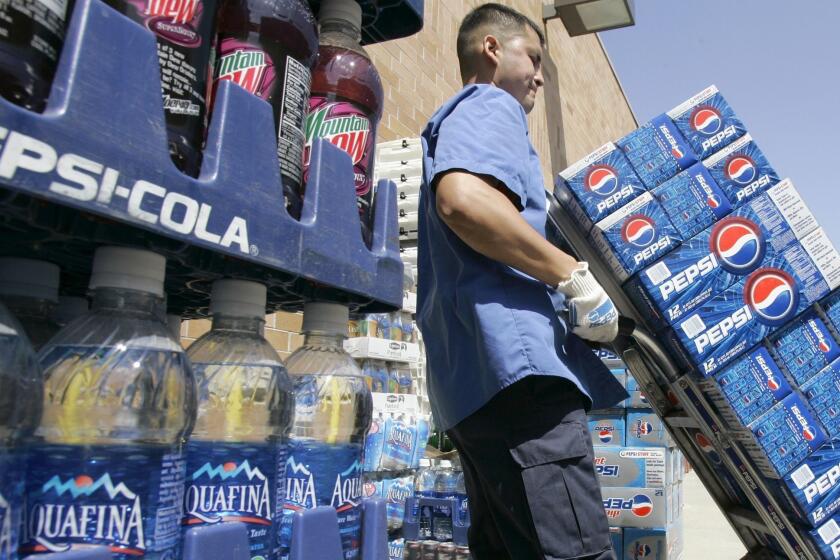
top-left (555, 262), bottom-right (619, 343)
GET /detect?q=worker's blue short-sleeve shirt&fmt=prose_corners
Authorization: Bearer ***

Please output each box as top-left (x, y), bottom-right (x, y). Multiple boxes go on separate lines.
top-left (417, 84), bottom-right (626, 431)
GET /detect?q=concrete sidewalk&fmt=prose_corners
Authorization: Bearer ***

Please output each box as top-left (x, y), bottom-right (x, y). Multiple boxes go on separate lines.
top-left (682, 469), bottom-right (747, 559)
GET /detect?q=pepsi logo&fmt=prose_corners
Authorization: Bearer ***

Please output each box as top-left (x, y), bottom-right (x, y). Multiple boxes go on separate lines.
top-left (586, 165), bottom-right (619, 197)
top-left (726, 155), bottom-right (757, 185)
top-left (707, 194), bottom-right (720, 209)
top-left (691, 106), bottom-right (723, 135)
top-left (710, 217), bottom-right (765, 274)
top-left (635, 544), bottom-right (653, 558)
top-left (767, 377), bottom-right (780, 391)
top-left (599, 429), bottom-right (613, 444)
top-left (804, 426), bottom-right (816, 442)
top-left (694, 432), bottom-right (722, 464)
top-left (820, 340), bottom-right (831, 353)
top-left (671, 146), bottom-right (684, 159)
top-left (745, 268), bottom-right (799, 326)
top-left (622, 215), bottom-right (656, 248)
top-left (631, 495), bottom-right (653, 517)
top-left (635, 421), bottom-right (654, 436)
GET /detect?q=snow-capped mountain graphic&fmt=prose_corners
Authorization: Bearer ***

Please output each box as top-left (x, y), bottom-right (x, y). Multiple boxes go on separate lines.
top-left (285, 456), bottom-right (312, 476)
top-left (191, 460), bottom-right (266, 481)
top-left (42, 474), bottom-right (136, 500)
top-left (339, 460), bottom-right (362, 478)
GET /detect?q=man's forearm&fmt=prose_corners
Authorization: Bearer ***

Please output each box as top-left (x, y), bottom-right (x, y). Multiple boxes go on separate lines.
top-left (435, 171), bottom-right (579, 286)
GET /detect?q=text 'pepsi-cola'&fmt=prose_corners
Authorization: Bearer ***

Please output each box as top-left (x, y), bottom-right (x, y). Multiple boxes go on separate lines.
top-left (555, 142), bottom-right (646, 231)
top-left (666, 85), bottom-right (747, 161)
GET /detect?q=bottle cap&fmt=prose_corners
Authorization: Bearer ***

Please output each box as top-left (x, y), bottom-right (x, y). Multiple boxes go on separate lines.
top-left (0, 258), bottom-right (60, 302)
top-left (302, 302), bottom-right (349, 335)
top-left (318, 0), bottom-right (362, 29)
top-left (210, 279), bottom-right (267, 318)
top-left (167, 314), bottom-right (182, 339)
top-left (89, 246), bottom-right (166, 296)
top-left (440, 460), bottom-right (452, 468)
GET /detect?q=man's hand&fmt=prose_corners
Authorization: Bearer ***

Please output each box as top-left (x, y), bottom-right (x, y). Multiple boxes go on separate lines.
top-left (555, 262), bottom-right (619, 343)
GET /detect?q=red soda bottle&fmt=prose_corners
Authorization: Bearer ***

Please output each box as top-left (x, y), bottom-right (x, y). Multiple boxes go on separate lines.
top-left (103, 0), bottom-right (219, 176)
top-left (212, 0), bottom-right (317, 218)
top-left (305, 0), bottom-right (383, 246)
top-left (0, 0), bottom-right (73, 111)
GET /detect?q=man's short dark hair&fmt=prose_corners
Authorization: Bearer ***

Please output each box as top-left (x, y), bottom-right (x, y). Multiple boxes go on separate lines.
top-left (456, 3), bottom-right (545, 77)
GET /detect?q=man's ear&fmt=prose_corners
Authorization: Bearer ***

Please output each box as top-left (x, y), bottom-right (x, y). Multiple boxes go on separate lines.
top-left (482, 34), bottom-right (501, 67)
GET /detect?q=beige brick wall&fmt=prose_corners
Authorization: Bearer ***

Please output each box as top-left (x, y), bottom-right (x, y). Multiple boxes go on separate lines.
top-left (183, 1), bottom-right (637, 353)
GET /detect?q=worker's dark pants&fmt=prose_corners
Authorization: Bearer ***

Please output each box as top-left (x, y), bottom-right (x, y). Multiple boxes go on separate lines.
top-left (447, 376), bottom-right (616, 560)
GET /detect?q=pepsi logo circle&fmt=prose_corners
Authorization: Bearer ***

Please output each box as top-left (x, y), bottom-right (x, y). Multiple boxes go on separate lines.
top-left (745, 268), bottom-right (800, 326)
top-left (598, 429), bottom-right (613, 444)
top-left (710, 217), bottom-right (765, 274)
top-left (803, 426), bottom-right (816, 442)
top-left (635, 544), bottom-right (653, 558)
top-left (585, 165), bottom-right (619, 197)
top-left (691, 106), bottom-right (723, 135)
top-left (726, 155), bottom-right (757, 185)
top-left (631, 495), bottom-right (653, 517)
top-left (622, 215), bottom-right (656, 248)
top-left (694, 432), bottom-right (722, 465)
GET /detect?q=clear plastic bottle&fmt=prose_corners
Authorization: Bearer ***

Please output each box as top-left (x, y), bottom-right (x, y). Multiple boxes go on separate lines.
top-left (51, 295), bottom-right (89, 329)
top-left (455, 471), bottom-right (468, 526)
top-left (183, 279), bottom-right (293, 560)
top-left (25, 246), bottom-right (196, 558)
top-left (413, 460), bottom-right (435, 540)
top-left (166, 314), bottom-right (182, 342)
top-left (0, 258), bottom-right (61, 350)
top-left (432, 461), bottom-right (457, 541)
top-left (280, 302), bottom-right (372, 560)
top-left (390, 312), bottom-right (403, 342)
top-left (0, 301), bottom-right (42, 560)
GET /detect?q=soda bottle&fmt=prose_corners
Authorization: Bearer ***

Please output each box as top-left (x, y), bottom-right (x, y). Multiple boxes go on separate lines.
top-left (413, 460), bottom-right (435, 540)
top-left (432, 461), bottom-right (457, 541)
top-left (0, 258), bottom-right (60, 350)
top-left (102, 0), bottom-right (220, 175)
top-left (23, 246), bottom-right (196, 558)
top-left (305, 0), bottom-right (383, 246)
top-left (213, 0), bottom-right (317, 217)
top-left (50, 296), bottom-right (89, 329)
top-left (183, 279), bottom-right (293, 560)
top-left (0, 0), bottom-right (73, 111)
top-left (280, 302), bottom-right (372, 560)
top-left (0, 301), bottom-right (42, 560)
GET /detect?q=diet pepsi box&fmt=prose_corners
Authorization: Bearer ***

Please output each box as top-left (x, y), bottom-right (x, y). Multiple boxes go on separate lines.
top-left (623, 521), bottom-right (684, 560)
top-left (626, 410), bottom-right (672, 448)
top-left (601, 487), bottom-right (669, 528)
top-left (555, 142), bottom-right (647, 230)
top-left (625, 179), bottom-right (823, 331)
top-left (771, 311), bottom-right (840, 386)
top-left (591, 191), bottom-right (681, 281)
top-left (625, 375), bottom-right (649, 409)
top-left (802, 359), bottom-right (840, 438)
top-left (822, 290), bottom-right (840, 337)
top-left (745, 392), bottom-right (828, 478)
top-left (810, 512), bottom-right (840, 559)
top-left (697, 346), bottom-right (792, 429)
top-left (666, 234), bottom-right (840, 376)
top-left (652, 163), bottom-right (732, 241)
top-left (785, 439), bottom-right (840, 526)
top-left (666, 85), bottom-right (747, 161)
top-left (609, 527), bottom-right (624, 559)
top-left (593, 446), bottom-right (672, 487)
top-left (616, 114), bottom-right (698, 188)
top-left (589, 412), bottom-right (626, 447)
top-left (704, 133), bottom-right (780, 207)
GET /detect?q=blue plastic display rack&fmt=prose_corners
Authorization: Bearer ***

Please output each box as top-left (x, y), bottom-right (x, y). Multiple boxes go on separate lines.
top-left (311, 0), bottom-right (424, 45)
top-left (0, 0), bottom-right (403, 316)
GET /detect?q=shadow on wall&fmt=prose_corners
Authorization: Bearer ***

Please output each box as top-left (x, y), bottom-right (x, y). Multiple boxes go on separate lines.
top-left (540, 24), bottom-right (567, 175)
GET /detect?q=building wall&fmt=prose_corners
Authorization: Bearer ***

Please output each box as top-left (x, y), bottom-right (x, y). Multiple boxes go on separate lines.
top-left (182, 0), bottom-right (637, 351)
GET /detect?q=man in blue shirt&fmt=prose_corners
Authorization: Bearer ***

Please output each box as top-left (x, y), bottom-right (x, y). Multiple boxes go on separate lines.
top-left (417, 4), bottom-right (628, 559)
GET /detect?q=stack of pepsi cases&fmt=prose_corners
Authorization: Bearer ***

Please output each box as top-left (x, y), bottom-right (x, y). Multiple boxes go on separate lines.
top-left (588, 350), bottom-right (684, 558)
top-left (560, 85), bottom-right (840, 558)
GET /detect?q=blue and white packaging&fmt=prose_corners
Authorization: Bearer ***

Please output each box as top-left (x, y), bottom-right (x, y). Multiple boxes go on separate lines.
top-left (594, 347), bottom-right (623, 364)
top-left (589, 412), bottom-right (626, 447)
top-left (666, 231), bottom-right (840, 376)
top-left (698, 346), bottom-right (792, 429)
top-left (593, 446), bottom-right (673, 487)
top-left (625, 375), bottom-right (649, 409)
top-left (666, 85), bottom-right (747, 161)
top-left (591, 191), bottom-right (681, 281)
top-left (625, 179), bottom-right (823, 330)
top-left (785, 439), bottom-right (840, 527)
top-left (623, 520), bottom-right (684, 560)
top-left (703, 133), bottom-right (780, 207)
top-left (626, 410), bottom-right (672, 448)
top-left (609, 527), bottom-right (624, 559)
top-left (771, 311), bottom-right (840, 386)
top-left (810, 512), bottom-right (840, 560)
top-left (745, 392), bottom-right (828, 478)
top-left (802, 359), bottom-right (840, 438)
top-left (822, 290), bottom-right (840, 337)
top-left (602, 487), bottom-right (670, 528)
top-left (555, 142), bottom-right (647, 230)
top-left (652, 163), bottom-right (732, 241)
top-left (610, 368), bottom-right (628, 408)
top-left (616, 114), bottom-right (698, 188)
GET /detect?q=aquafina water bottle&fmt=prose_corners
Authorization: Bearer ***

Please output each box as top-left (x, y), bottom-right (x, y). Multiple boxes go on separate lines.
top-left (0, 258), bottom-right (60, 350)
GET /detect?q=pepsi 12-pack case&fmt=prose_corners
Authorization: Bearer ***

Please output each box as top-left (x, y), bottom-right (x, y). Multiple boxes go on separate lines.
top-left (652, 162), bottom-right (732, 241)
top-left (666, 85), bottom-right (747, 161)
top-left (703, 133), bottom-right (780, 207)
top-left (770, 311), bottom-right (840, 386)
top-left (617, 114), bottom-right (697, 189)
